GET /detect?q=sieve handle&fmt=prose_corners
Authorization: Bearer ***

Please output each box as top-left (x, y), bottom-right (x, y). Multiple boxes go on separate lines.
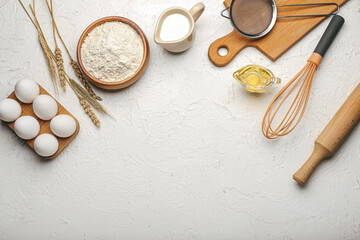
top-left (221, 7), bottom-right (230, 19)
top-left (313, 15), bottom-right (344, 57)
top-left (277, 3), bottom-right (340, 18)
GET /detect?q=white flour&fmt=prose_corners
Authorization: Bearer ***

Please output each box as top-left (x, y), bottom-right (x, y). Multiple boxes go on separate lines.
top-left (81, 21), bottom-right (144, 82)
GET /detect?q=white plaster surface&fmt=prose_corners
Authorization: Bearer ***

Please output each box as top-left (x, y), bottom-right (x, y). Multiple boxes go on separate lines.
top-left (0, 0), bottom-right (360, 239)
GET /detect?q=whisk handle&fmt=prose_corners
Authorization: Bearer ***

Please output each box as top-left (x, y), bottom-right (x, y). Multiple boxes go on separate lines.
top-left (314, 15), bottom-right (344, 57)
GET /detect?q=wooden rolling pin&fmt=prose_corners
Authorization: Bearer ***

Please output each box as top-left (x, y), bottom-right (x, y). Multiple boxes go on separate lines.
top-left (293, 81), bottom-right (360, 185)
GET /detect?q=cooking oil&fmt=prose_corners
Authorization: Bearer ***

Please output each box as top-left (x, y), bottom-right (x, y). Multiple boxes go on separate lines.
top-left (233, 65), bottom-right (281, 92)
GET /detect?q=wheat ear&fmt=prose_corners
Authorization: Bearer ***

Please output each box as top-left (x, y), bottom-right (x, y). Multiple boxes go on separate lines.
top-left (64, 76), bottom-right (101, 127)
top-left (55, 47), bottom-right (66, 91)
top-left (38, 32), bottom-right (59, 95)
top-left (19, 0), bottom-right (59, 95)
top-left (68, 77), bottom-right (114, 119)
top-left (70, 60), bottom-right (102, 101)
top-left (50, 0), bottom-right (66, 91)
top-left (79, 97), bottom-right (100, 127)
top-left (28, 3), bottom-right (59, 95)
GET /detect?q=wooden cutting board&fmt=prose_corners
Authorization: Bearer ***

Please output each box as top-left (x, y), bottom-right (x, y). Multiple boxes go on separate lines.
top-left (208, 0), bottom-right (348, 67)
top-left (6, 84), bottom-right (80, 159)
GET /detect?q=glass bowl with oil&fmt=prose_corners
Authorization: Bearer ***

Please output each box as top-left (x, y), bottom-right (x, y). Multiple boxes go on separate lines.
top-left (233, 65), bottom-right (281, 92)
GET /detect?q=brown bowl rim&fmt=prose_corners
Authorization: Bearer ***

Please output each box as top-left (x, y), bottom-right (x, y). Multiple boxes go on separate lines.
top-left (77, 16), bottom-right (149, 89)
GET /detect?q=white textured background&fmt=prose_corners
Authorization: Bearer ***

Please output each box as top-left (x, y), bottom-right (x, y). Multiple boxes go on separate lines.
top-left (0, 0), bottom-right (359, 239)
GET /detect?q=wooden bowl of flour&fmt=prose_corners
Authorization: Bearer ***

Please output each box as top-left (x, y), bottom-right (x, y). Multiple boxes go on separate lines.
top-left (77, 16), bottom-right (149, 90)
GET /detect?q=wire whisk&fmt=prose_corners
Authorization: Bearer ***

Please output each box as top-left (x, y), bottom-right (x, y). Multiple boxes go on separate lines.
top-left (262, 15), bottom-right (345, 139)
top-left (262, 55), bottom-right (319, 139)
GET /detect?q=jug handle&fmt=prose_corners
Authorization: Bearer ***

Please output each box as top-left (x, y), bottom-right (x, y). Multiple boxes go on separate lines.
top-left (189, 3), bottom-right (205, 22)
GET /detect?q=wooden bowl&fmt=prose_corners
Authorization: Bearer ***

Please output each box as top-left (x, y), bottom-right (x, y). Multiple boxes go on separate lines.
top-left (77, 16), bottom-right (150, 90)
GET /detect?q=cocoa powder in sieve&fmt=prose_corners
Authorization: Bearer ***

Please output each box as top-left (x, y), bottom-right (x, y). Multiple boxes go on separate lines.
top-left (231, 0), bottom-right (273, 35)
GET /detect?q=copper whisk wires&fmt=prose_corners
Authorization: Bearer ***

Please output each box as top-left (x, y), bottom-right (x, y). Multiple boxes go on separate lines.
top-left (262, 55), bottom-right (320, 139)
top-left (261, 15), bottom-right (345, 139)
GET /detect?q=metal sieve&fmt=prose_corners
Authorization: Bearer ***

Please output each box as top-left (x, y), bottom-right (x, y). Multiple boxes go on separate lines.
top-left (221, 0), bottom-right (339, 39)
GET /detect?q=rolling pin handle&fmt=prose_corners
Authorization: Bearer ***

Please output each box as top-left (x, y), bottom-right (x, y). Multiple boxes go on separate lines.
top-left (293, 143), bottom-right (331, 185)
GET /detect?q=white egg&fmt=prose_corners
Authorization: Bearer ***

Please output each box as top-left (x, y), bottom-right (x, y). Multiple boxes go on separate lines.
top-left (33, 95), bottom-right (58, 120)
top-left (14, 116), bottom-right (40, 140)
top-left (50, 114), bottom-right (76, 138)
top-left (14, 79), bottom-right (40, 104)
top-left (0, 99), bottom-right (22, 122)
top-left (34, 133), bottom-right (59, 157)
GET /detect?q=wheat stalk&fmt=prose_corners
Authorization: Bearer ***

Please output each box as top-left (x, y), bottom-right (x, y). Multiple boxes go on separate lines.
top-left (18, 0), bottom-right (112, 127)
top-left (27, 2), bottom-right (59, 95)
top-left (63, 76), bottom-right (101, 127)
top-left (32, 10), bottom-right (59, 95)
top-left (68, 77), bottom-right (114, 118)
top-left (38, 32), bottom-right (59, 95)
top-left (70, 60), bottom-right (102, 101)
top-left (49, 0), bottom-right (66, 92)
top-left (44, 0), bottom-right (102, 101)
top-left (19, 0), bottom-right (60, 95)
